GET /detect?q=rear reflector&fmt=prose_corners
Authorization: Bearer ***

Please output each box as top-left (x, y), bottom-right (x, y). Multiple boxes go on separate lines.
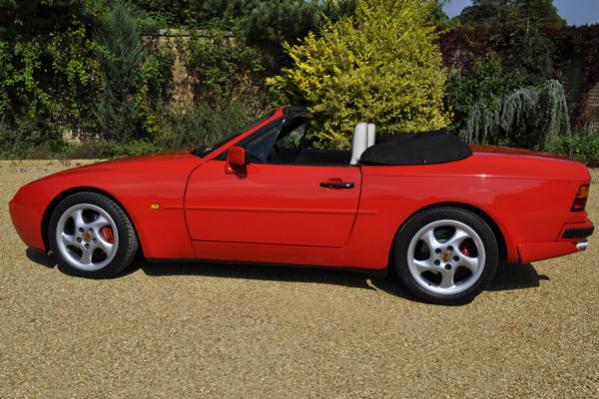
top-left (571, 185), bottom-right (590, 212)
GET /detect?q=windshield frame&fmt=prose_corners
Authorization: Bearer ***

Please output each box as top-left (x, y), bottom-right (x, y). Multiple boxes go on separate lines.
top-left (193, 109), bottom-right (278, 158)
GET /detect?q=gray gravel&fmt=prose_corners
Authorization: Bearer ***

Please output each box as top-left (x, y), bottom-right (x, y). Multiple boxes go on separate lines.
top-left (1, 160), bottom-right (598, 398)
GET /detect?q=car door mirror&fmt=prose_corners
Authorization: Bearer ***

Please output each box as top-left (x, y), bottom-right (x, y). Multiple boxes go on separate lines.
top-left (225, 146), bottom-right (247, 174)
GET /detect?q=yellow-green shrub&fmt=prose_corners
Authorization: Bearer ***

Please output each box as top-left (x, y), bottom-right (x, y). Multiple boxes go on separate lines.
top-left (267, 0), bottom-right (451, 148)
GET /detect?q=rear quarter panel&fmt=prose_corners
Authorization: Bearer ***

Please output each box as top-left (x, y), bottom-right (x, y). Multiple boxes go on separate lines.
top-left (354, 151), bottom-right (590, 267)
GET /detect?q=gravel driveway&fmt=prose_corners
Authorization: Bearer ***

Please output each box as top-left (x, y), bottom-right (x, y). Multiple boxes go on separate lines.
top-left (1, 160), bottom-right (598, 398)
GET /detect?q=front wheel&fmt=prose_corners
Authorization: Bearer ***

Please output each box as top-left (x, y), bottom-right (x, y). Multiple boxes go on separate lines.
top-left (393, 207), bottom-right (499, 305)
top-left (48, 192), bottom-right (139, 278)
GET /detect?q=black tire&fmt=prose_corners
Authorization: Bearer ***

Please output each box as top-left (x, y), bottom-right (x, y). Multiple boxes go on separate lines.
top-left (48, 192), bottom-right (139, 278)
top-left (393, 207), bottom-right (499, 305)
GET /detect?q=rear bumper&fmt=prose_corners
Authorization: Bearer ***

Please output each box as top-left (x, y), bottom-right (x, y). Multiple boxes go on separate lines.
top-left (562, 226), bottom-right (594, 239)
top-left (518, 220), bottom-right (593, 263)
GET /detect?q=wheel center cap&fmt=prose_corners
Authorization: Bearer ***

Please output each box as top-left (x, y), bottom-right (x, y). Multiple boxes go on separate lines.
top-left (82, 231), bottom-right (92, 242)
top-left (442, 252), bottom-right (450, 262)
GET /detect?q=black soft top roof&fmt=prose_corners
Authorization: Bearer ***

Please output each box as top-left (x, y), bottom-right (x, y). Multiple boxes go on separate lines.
top-left (360, 131), bottom-right (472, 166)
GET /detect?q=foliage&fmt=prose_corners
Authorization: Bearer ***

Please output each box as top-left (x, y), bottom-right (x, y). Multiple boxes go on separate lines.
top-left (548, 129), bottom-right (599, 166)
top-left (128, 0), bottom-right (322, 45)
top-left (137, 42), bottom-right (175, 130)
top-left (321, 0), bottom-right (450, 26)
top-left (0, 0), bottom-right (100, 37)
top-left (446, 55), bottom-right (511, 133)
top-left (1, 100), bottom-right (257, 159)
top-left (441, 23), bottom-right (599, 131)
top-left (232, 0), bottom-right (322, 45)
top-left (0, 17), bottom-right (101, 154)
top-left (147, 100), bottom-right (255, 150)
top-left (546, 25), bottom-right (599, 126)
top-left (94, 0), bottom-right (145, 142)
top-left (448, 1), bottom-right (563, 107)
top-left (268, 0), bottom-right (451, 149)
top-left (185, 28), bottom-right (263, 106)
top-left (463, 80), bottom-right (570, 149)
top-left (458, 0), bottom-right (566, 29)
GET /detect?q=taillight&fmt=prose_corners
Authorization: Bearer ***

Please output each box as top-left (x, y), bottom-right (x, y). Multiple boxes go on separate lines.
top-left (571, 185), bottom-right (590, 212)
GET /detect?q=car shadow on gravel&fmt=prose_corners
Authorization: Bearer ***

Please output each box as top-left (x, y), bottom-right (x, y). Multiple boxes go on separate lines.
top-left (488, 262), bottom-right (550, 291)
top-left (137, 259), bottom-right (549, 297)
top-left (26, 248), bottom-right (57, 268)
top-left (26, 248), bottom-right (549, 298)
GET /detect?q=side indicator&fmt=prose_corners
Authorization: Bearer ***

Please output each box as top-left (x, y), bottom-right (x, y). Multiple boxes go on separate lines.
top-left (150, 203), bottom-right (160, 210)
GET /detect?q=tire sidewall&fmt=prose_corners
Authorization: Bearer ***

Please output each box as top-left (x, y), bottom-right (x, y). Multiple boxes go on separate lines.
top-left (394, 207), bottom-right (499, 305)
top-left (48, 192), bottom-right (138, 278)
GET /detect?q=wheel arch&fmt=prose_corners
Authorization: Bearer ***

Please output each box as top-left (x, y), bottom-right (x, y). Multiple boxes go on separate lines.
top-left (391, 202), bottom-right (510, 265)
top-left (41, 187), bottom-right (144, 256)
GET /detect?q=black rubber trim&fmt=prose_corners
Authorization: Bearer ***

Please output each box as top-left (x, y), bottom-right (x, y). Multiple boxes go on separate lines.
top-left (144, 258), bottom-right (389, 277)
top-left (562, 226), bottom-right (594, 239)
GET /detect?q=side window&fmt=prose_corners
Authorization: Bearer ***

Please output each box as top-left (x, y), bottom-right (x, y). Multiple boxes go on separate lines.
top-left (245, 123), bottom-right (281, 162)
top-left (276, 123), bottom-right (308, 150)
top-left (214, 120), bottom-right (282, 162)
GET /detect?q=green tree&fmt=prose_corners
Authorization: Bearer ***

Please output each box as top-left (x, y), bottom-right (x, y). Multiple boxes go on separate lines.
top-left (128, 0), bottom-right (322, 44)
top-left (268, 0), bottom-right (450, 149)
top-left (0, 0), bottom-right (102, 154)
top-left (94, 0), bottom-right (145, 141)
top-left (459, 0), bottom-right (565, 28)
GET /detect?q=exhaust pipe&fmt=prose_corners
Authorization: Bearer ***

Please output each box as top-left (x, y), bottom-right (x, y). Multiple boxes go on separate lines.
top-left (576, 240), bottom-right (589, 251)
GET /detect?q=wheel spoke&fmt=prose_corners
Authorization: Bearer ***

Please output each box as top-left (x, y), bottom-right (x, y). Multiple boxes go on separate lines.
top-left (80, 248), bottom-right (93, 265)
top-left (446, 228), bottom-right (470, 249)
top-left (61, 232), bottom-right (79, 248)
top-left (460, 256), bottom-right (480, 273)
top-left (440, 270), bottom-right (455, 288)
top-left (72, 209), bottom-right (86, 230)
top-left (90, 215), bottom-right (110, 230)
top-left (413, 259), bottom-right (433, 273)
top-left (96, 236), bottom-right (114, 255)
top-left (421, 228), bottom-right (441, 251)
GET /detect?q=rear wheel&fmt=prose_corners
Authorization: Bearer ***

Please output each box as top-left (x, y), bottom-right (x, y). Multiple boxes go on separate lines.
top-left (393, 207), bottom-right (499, 305)
top-left (48, 192), bottom-right (138, 278)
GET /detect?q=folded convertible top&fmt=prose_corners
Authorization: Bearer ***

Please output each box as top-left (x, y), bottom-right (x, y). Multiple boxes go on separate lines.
top-left (359, 131), bottom-right (472, 166)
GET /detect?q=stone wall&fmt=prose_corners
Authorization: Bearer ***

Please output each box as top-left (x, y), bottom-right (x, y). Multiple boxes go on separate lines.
top-left (587, 82), bottom-right (599, 130)
top-left (142, 29), bottom-right (235, 112)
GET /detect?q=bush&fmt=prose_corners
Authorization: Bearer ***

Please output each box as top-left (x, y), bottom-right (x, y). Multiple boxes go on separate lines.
top-left (148, 100), bottom-right (256, 150)
top-left (548, 130), bottom-right (599, 166)
top-left (94, 0), bottom-right (145, 142)
top-left (137, 42), bottom-right (175, 132)
top-left (446, 55), bottom-right (512, 133)
top-left (185, 28), bottom-right (263, 107)
top-left (463, 79), bottom-right (571, 149)
top-left (267, 0), bottom-right (450, 149)
top-left (0, 20), bottom-right (102, 154)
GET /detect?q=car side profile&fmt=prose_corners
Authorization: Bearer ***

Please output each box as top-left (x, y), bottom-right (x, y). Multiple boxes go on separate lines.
top-left (9, 106), bottom-right (594, 304)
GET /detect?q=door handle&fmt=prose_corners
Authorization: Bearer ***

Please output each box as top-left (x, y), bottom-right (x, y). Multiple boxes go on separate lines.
top-left (320, 181), bottom-right (355, 189)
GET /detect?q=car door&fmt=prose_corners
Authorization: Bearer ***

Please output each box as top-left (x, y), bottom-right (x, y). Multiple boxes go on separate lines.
top-left (185, 162), bottom-right (361, 247)
top-left (184, 118), bottom-right (361, 248)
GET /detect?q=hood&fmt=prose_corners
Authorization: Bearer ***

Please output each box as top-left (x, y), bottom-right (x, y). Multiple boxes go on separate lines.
top-left (45, 151), bottom-right (198, 178)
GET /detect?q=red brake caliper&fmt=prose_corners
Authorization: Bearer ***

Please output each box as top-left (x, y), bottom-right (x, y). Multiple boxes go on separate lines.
top-left (461, 244), bottom-right (471, 257)
top-left (101, 226), bottom-right (115, 243)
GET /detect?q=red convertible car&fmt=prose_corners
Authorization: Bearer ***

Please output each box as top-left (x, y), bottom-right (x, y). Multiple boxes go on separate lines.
top-left (9, 106), bottom-right (594, 304)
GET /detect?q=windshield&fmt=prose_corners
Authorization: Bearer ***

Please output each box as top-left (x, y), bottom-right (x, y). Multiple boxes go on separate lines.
top-left (193, 110), bottom-right (276, 157)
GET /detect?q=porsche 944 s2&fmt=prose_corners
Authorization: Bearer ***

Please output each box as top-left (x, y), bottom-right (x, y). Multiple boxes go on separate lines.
top-left (9, 106), bottom-right (594, 304)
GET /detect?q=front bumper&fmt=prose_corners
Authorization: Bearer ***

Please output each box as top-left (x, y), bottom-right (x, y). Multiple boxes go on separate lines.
top-left (9, 196), bottom-right (47, 251)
